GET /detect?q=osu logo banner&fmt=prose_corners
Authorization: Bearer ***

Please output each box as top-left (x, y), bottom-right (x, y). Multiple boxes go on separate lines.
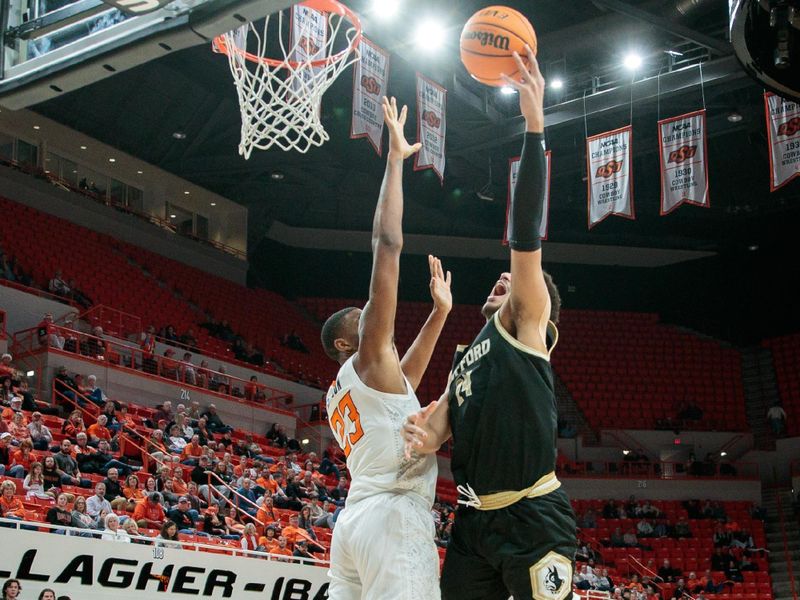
top-left (503, 148), bottom-right (552, 246)
top-left (586, 125), bottom-right (635, 228)
top-left (290, 5), bottom-right (328, 106)
top-left (415, 73), bottom-right (447, 183)
top-left (658, 109), bottom-right (709, 215)
top-left (764, 92), bottom-right (800, 191)
top-left (351, 38), bottom-right (391, 155)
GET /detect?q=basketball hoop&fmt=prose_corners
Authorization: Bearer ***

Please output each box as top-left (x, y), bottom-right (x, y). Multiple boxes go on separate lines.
top-left (213, 0), bottom-right (362, 156)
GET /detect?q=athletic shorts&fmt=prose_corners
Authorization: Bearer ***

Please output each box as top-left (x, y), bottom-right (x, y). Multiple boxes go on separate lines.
top-left (328, 492), bottom-right (441, 600)
top-left (441, 488), bottom-right (576, 600)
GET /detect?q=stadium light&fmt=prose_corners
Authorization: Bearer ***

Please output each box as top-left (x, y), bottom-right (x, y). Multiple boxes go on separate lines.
top-left (500, 85), bottom-right (517, 95)
top-left (550, 77), bottom-right (564, 90)
top-left (623, 52), bottom-right (643, 71)
top-left (372, 0), bottom-right (399, 20)
top-left (622, 449), bottom-right (630, 456)
top-left (26, 370), bottom-right (34, 377)
top-left (720, 451), bottom-right (728, 457)
top-left (302, 438), bottom-right (310, 445)
top-left (415, 19), bottom-right (446, 52)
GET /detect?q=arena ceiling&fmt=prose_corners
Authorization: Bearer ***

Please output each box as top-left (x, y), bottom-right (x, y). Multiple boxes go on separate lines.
top-left (31, 0), bottom-right (800, 261)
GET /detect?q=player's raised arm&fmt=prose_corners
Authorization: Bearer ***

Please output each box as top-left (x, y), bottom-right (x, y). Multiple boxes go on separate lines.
top-left (497, 46), bottom-right (552, 354)
top-left (355, 97), bottom-right (422, 392)
top-left (400, 255), bottom-right (452, 391)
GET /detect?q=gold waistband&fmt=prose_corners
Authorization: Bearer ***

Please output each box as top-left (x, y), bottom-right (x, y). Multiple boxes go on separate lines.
top-left (457, 471), bottom-right (561, 511)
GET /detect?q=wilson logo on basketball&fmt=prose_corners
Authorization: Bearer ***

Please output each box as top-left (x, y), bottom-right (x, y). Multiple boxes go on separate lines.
top-left (298, 35), bottom-right (321, 56)
top-left (360, 75), bottom-right (381, 96)
top-left (668, 145), bottom-right (698, 164)
top-left (462, 30), bottom-right (511, 51)
top-left (422, 110), bottom-right (442, 129)
top-left (595, 160), bottom-right (623, 179)
top-left (778, 117), bottom-right (800, 137)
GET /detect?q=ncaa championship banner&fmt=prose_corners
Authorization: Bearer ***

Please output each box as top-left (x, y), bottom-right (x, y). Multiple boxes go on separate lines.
top-left (290, 5), bottom-right (328, 104)
top-left (503, 150), bottom-right (552, 245)
top-left (764, 91), bottom-right (800, 191)
top-left (586, 125), bottom-right (634, 229)
top-left (350, 38), bottom-right (390, 155)
top-left (414, 73), bottom-right (447, 183)
top-left (658, 109), bottom-right (710, 215)
top-left (0, 527), bottom-right (330, 600)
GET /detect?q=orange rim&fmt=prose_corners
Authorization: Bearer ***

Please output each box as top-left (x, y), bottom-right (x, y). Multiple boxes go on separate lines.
top-left (212, 0), bottom-right (362, 69)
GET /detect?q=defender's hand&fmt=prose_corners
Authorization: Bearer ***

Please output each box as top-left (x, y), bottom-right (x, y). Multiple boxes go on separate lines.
top-left (500, 45), bottom-right (545, 133)
top-left (403, 400), bottom-right (438, 459)
top-left (428, 255), bottom-right (452, 314)
top-left (383, 96), bottom-right (422, 160)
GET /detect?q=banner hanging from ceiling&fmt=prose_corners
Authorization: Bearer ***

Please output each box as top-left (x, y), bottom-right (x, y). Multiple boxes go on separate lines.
top-left (350, 37), bottom-right (390, 155)
top-left (414, 73), bottom-right (447, 183)
top-left (290, 5), bottom-right (328, 109)
top-left (503, 150), bottom-right (552, 245)
top-left (586, 125), bottom-right (635, 229)
top-left (658, 109), bottom-right (710, 215)
top-left (764, 91), bottom-right (800, 191)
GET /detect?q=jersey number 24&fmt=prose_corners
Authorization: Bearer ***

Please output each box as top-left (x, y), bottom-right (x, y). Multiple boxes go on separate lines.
top-left (330, 391), bottom-right (364, 457)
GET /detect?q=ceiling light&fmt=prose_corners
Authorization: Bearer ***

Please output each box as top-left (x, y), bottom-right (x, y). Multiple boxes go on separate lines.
top-left (210, 202), bottom-right (217, 206)
top-left (500, 85), bottom-right (516, 95)
top-left (137, 170), bottom-right (143, 174)
top-left (748, 244), bottom-right (759, 251)
top-left (301, 438), bottom-right (310, 445)
top-left (720, 451), bottom-right (728, 457)
top-left (622, 449), bottom-right (630, 456)
top-left (415, 19), bottom-right (446, 52)
top-left (26, 370), bottom-right (34, 377)
top-left (665, 49), bottom-right (683, 57)
top-left (172, 131), bottom-right (186, 140)
top-left (170, 214), bottom-right (177, 218)
top-left (623, 52), bottom-right (643, 71)
top-left (271, 172), bottom-right (285, 181)
top-left (550, 78), bottom-right (564, 90)
top-left (80, 145), bottom-right (87, 150)
top-left (108, 158), bottom-right (116, 163)
top-left (33, 125), bottom-right (40, 130)
top-left (727, 111), bottom-right (743, 123)
top-left (372, 0), bottom-right (399, 19)
top-left (184, 191), bottom-right (190, 195)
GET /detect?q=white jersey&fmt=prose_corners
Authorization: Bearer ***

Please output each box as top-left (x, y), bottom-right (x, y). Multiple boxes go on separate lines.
top-left (325, 355), bottom-right (437, 508)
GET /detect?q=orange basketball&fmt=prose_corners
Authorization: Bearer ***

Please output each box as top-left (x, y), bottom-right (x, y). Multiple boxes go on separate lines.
top-left (460, 5), bottom-right (537, 87)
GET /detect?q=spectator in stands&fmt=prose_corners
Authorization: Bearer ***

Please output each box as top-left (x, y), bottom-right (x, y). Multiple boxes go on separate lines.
top-left (180, 353), bottom-right (196, 386)
top-left (80, 440), bottom-right (132, 476)
top-left (0, 433), bottom-right (24, 478)
top-left (245, 376), bottom-right (259, 402)
top-left (211, 367), bottom-right (231, 395)
top-left (725, 559), bottom-right (743, 583)
top-left (579, 509), bottom-right (597, 529)
top-left (6, 409), bottom-right (28, 443)
top-left (156, 520), bottom-right (181, 549)
top-left (240, 522), bottom-right (263, 552)
top-left (38, 314), bottom-right (65, 350)
top-left (54, 439), bottom-right (90, 487)
top-left (85, 375), bottom-right (107, 407)
top-left (235, 478), bottom-right (259, 516)
top-left (671, 579), bottom-right (688, 599)
top-left (162, 325), bottom-right (179, 343)
top-left (23, 461), bottom-right (51, 500)
top-left (53, 367), bottom-right (77, 406)
top-left (41, 456), bottom-right (62, 496)
top-left (1, 579), bottom-right (21, 600)
top-left (101, 513), bottom-right (130, 543)
top-left (767, 402), bottom-right (787, 437)
top-left (293, 539), bottom-right (317, 565)
top-left (68, 496), bottom-right (95, 534)
top-left (83, 326), bottom-right (105, 359)
top-left (310, 498), bottom-right (335, 530)
top-left (259, 526), bottom-right (279, 552)
top-left (0, 480), bottom-right (26, 521)
top-left (161, 349), bottom-right (180, 380)
top-left (61, 411), bottom-right (85, 440)
top-left (167, 496), bottom-right (200, 534)
top-left (27, 412), bottom-right (53, 451)
top-left (102, 467), bottom-right (127, 509)
top-left (272, 536), bottom-right (294, 562)
top-left (674, 517), bottom-right (692, 539)
top-left (202, 506), bottom-right (228, 537)
top-left (637, 517), bottom-right (654, 536)
top-left (658, 559), bottom-right (680, 583)
top-left (140, 326), bottom-right (157, 374)
top-left (133, 491), bottom-right (166, 530)
top-left (48, 270), bottom-right (70, 298)
top-left (224, 506), bottom-right (246, 536)
top-left (153, 401), bottom-right (173, 426)
top-left (329, 476), bottom-right (349, 506)
top-left (47, 493), bottom-right (74, 534)
top-left (9, 439), bottom-right (33, 476)
top-left (87, 414), bottom-right (112, 446)
top-left (0, 355), bottom-right (15, 379)
top-left (596, 569), bottom-right (613, 592)
top-left (167, 425), bottom-right (188, 454)
top-left (122, 474), bottom-right (144, 512)
top-left (202, 404), bottom-right (231, 434)
top-left (573, 565), bottom-right (597, 591)
top-left (86, 482), bottom-right (113, 518)
top-left (609, 526), bottom-right (625, 547)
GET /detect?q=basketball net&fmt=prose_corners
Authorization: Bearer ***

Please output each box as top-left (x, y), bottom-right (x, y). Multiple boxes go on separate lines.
top-left (214, 2), bottom-right (361, 157)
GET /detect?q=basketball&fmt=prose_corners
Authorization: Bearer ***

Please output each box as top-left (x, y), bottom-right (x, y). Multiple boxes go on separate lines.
top-left (460, 5), bottom-right (538, 87)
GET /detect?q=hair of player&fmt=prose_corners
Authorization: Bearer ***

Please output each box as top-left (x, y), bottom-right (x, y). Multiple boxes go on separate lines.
top-left (321, 307), bottom-right (359, 360)
top-left (543, 270), bottom-right (561, 324)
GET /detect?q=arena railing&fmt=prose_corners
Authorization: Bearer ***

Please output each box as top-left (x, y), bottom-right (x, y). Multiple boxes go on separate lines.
top-left (0, 517), bottom-right (329, 566)
top-left (556, 460), bottom-right (759, 480)
top-left (0, 278), bottom-right (80, 310)
top-left (626, 555), bottom-right (688, 600)
top-left (203, 470), bottom-right (271, 529)
top-left (80, 304), bottom-right (142, 340)
top-left (12, 322), bottom-right (295, 414)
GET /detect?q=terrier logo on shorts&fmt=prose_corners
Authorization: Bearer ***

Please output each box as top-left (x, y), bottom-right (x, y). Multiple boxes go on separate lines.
top-left (530, 551), bottom-right (572, 600)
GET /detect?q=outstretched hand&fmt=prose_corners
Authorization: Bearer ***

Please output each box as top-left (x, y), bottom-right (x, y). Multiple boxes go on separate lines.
top-left (383, 96), bottom-right (423, 160)
top-left (403, 400), bottom-right (439, 459)
top-left (428, 255), bottom-right (452, 314)
top-left (500, 45), bottom-right (545, 133)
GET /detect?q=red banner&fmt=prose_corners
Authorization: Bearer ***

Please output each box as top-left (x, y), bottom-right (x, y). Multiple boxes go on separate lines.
top-left (658, 109), bottom-right (710, 215)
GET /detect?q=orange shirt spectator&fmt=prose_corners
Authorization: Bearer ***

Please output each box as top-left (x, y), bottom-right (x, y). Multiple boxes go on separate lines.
top-left (257, 476), bottom-right (278, 495)
top-left (181, 444), bottom-right (203, 461)
top-left (11, 447), bottom-right (34, 472)
top-left (282, 523), bottom-right (314, 546)
top-left (258, 535), bottom-right (279, 553)
top-left (87, 422), bottom-right (112, 442)
top-left (172, 476), bottom-right (188, 496)
top-left (0, 494), bottom-right (25, 518)
top-left (133, 496), bottom-right (166, 526)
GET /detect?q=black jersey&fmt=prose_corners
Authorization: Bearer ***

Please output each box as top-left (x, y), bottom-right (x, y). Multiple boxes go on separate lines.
top-left (447, 311), bottom-right (559, 496)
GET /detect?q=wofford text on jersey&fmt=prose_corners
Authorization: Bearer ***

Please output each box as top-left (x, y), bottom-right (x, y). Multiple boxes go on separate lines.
top-left (4, 548), bottom-right (329, 599)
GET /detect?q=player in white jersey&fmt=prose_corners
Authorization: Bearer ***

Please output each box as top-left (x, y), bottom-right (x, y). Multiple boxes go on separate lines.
top-left (320, 97), bottom-right (452, 600)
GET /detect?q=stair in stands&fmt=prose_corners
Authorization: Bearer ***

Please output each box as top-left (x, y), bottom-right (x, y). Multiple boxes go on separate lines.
top-left (741, 347), bottom-right (781, 451)
top-left (762, 488), bottom-right (798, 600)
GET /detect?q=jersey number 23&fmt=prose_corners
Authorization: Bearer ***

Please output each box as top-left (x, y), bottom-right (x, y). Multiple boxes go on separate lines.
top-left (330, 391), bottom-right (364, 457)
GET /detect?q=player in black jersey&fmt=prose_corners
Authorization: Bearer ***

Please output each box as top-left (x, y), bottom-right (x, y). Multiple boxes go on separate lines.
top-left (402, 47), bottom-right (576, 600)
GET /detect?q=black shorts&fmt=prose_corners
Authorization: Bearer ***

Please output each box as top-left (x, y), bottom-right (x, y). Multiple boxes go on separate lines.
top-left (441, 488), bottom-right (577, 600)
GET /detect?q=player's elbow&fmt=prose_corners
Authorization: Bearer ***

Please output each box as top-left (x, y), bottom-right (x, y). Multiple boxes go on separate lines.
top-left (373, 233), bottom-right (403, 252)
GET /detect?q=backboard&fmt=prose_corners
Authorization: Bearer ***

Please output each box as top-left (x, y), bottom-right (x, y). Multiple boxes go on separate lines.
top-left (0, 0), bottom-right (300, 109)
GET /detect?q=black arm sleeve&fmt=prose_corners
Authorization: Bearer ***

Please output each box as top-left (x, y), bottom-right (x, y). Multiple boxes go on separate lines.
top-left (508, 132), bottom-right (546, 252)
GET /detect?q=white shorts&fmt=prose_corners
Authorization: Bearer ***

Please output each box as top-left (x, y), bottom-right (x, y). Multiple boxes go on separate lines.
top-left (328, 492), bottom-right (441, 600)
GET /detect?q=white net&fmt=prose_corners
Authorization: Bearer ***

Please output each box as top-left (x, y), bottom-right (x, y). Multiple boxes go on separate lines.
top-left (217, 5), bottom-right (360, 157)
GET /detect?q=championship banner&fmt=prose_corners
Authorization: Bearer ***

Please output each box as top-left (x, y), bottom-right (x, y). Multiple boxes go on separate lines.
top-left (503, 150), bottom-right (552, 245)
top-left (414, 73), bottom-right (446, 182)
top-left (290, 5), bottom-right (328, 104)
top-left (764, 91), bottom-right (800, 191)
top-left (658, 109), bottom-right (710, 215)
top-left (586, 125), bottom-right (634, 229)
top-left (350, 37), bottom-right (390, 155)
